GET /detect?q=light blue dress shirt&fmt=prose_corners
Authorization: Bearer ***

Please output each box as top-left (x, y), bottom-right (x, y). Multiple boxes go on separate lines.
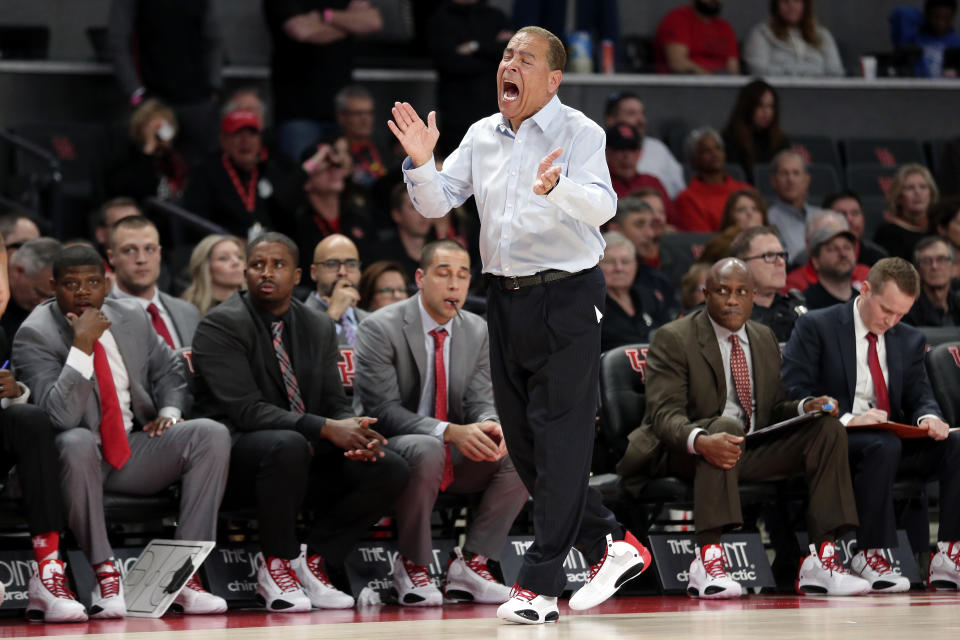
top-left (402, 95), bottom-right (617, 277)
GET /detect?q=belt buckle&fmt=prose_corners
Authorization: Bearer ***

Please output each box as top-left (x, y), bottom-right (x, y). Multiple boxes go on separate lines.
top-left (503, 276), bottom-right (520, 291)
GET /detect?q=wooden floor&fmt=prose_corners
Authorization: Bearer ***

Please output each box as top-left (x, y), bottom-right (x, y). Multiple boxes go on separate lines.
top-left (2, 593), bottom-right (960, 639)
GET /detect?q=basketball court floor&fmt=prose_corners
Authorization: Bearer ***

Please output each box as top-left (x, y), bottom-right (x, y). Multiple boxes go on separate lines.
top-left (1, 592), bottom-right (958, 640)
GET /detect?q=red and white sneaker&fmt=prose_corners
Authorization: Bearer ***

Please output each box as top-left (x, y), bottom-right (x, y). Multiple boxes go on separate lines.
top-left (496, 583), bottom-right (559, 624)
top-left (26, 559), bottom-right (88, 622)
top-left (568, 531), bottom-right (651, 610)
top-left (290, 545), bottom-right (354, 609)
top-left (929, 541), bottom-right (960, 590)
top-left (90, 559), bottom-right (126, 619)
top-left (687, 544), bottom-right (743, 599)
top-left (392, 555), bottom-right (442, 606)
top-left (797, 542), bottom-right (870, 596)
top-left (444, 547), bottom-right (511, 604)
top-left (850, 549), bottom-right (910, 593)
top-left (172, 573), bottom-right (228, 614)
top-left (255, 556), bottom-right (311, 613)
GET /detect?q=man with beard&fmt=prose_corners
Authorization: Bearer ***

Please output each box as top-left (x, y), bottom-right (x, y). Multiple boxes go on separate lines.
top-left (305, 234), bottom-right (366, 346)
top-left (802, 226), bottom-right (859, 310)
top-left (388, 26), bottom-right (650, 625)
top-left (655, 0), bottom-right (740, 75)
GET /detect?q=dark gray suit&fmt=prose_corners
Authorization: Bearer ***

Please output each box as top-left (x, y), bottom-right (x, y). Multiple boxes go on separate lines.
top-left (12, 298), bottom-right (230, 565)
top-left (354, 294), bottom-right (527, 564)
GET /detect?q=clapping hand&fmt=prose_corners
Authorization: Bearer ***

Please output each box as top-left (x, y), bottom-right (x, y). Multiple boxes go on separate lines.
top-left (387, 102), bottom-right (439, 168)
top-left (533, 148), bottom-right (563, 195)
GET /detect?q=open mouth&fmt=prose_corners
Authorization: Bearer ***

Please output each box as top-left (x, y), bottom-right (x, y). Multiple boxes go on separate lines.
top-left (502, 80), bottom-right (520, 102)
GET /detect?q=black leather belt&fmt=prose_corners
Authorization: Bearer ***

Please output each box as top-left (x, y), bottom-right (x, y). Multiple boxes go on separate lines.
top-left (492, 268), bottom-right (586, 291)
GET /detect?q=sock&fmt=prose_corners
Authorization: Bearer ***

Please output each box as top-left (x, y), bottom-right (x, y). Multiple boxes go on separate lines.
top-left (31, 532), bottom-right (59, 564)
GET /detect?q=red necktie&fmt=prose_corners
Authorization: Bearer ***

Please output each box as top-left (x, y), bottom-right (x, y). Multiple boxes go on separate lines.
top-left (93, 341), bottom-right (130, 469)
top-left (429, 328), bottom-right (455, 491)
top-left (729, 335), bottom-right (753, 432)
top-left (147, 303), bottom-right (175, 349)
top-left (866, 332), bottom-right (891, 413)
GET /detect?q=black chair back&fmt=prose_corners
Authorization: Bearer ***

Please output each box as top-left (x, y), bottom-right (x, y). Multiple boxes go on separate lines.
top-left (924, 342), bottom-right (960, 426)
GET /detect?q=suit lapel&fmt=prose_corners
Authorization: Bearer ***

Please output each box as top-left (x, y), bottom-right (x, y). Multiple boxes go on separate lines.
top-left (402, 297), bottom-right (428, 389)
top-left (883, 325), bottom-right (904, 417)
top-left (837, 302), bottom-right (858, 408)
top-left (242, 295), bottom-right (286, 395)
top-left (695, 311), bottom-right (726, 415)
top-left (158, 292), bottom-right (182, 343)
top-left (745, 322), bottom-right (772, 426)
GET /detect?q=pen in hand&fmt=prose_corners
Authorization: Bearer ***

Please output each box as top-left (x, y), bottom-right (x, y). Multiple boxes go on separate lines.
top-left (1, 360), bottom-right (8, 371)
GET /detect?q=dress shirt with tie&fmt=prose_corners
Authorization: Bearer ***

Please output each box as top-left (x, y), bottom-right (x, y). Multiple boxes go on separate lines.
top-left (416, 298), bottom-right (453, 439)
top-left (845, 296), bottom-right (937, 426)
top-left (402, 94), bottom-right (617, 276)
top-left (307, 291), bottom-right (359, 344)
top-left (64, 328), bottom-right (180, 444)
top-left (111, 285), bottom-right (182, 349)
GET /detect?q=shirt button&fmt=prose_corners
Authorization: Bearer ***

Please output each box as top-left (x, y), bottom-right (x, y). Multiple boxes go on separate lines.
top-left (505, 266), bottom-right (511, 272)
top-left (511, 170), bottom-right (517, 176)
top-left (517, 139), bottom-right (522, 144)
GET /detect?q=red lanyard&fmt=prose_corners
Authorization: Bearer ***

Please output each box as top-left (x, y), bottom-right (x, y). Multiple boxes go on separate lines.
top-left (221, 155), bottom-right (259, 212)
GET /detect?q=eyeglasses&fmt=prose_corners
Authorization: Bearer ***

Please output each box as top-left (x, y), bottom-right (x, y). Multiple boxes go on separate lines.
top-left (917, 255), bottom-right (953, 267)
top-left (742, 251), bottom-right (788, 264)
top-left (314, 259), bottom-right (361, 272)
top-left (375, 287), bottom-right (408, 296)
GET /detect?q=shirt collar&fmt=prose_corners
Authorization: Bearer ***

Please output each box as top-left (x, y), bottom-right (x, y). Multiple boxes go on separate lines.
top-left (497, 94), bottom-right (562, 136)
top-left (707, 314), bottom-right (749, 347)
top-left (852, 295), bottom-right (870, 342)
top-left (418, 295), bottom-right (453, 339)
top-left (112, 283), bottom-right (161, 309)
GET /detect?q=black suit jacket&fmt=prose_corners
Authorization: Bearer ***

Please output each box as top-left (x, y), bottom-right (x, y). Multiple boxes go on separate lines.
top-left (782, 298), bottom-right (941, 424)
top-left (191, 291), bottom-right (353, 439)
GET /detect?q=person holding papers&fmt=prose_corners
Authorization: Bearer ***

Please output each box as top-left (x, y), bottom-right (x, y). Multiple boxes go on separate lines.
top-left (783, 257), bottom-right (960, 592)
top-left (618, 258), bottom-right (867, 599)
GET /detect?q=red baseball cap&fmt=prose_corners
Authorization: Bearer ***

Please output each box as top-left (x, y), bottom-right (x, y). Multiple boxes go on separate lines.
top-left (221, 109), bottom-right (262, 134)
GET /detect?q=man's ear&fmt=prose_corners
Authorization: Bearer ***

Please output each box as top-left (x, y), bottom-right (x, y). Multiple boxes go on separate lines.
top-left (548, 69), bottom-right (562, 95)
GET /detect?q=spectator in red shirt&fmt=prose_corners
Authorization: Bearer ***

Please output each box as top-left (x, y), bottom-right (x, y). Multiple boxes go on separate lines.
top-left (655, 0), bottom-right (740, 75)
top-left (674, 127), bottom-right (752, 232)
top-left (605, 123), bottom-right (675, 221)
top-left (784, 210), bottom-right (870, 292)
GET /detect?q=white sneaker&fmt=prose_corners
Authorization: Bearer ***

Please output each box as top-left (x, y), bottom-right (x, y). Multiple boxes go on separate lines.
top-left (172, 573), bottom-right (228, 614)
top-left (569, 531), bottom-right (651, 610)
top-left (797, 542), bottom-right (870, 596)
top-left (850, 550), bottom-right (910, 593)
top-left (255, 556), bottom-right (311, 613)
top-left (392, 555), bottom-right (442, 606)
top-left (26, 559), bottom-right (88, 622)
top-left (928, 541), bottom-right (960, 590)
top-left (290, 545), bottom-right (355, 609)
top-left (686, 544), bottom-right (743, 599)
top-left (496, 583), bottom-right (559, 624)
top-left (90, 559), bottom-right (126, 619)
top-left (444, 547), bottom-right (511, 604)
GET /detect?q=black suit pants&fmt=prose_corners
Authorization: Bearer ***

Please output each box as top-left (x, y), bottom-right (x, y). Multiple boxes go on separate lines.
top-left (487, 266), bottom-right (621, 597)
top-left (0, 404), bottom-right (64, 535)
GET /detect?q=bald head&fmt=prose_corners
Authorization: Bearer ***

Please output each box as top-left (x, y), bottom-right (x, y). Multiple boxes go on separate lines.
top-left (310, 234), bottom-right (361, 295)
top-left (705, 258), bottom-right (756, 332)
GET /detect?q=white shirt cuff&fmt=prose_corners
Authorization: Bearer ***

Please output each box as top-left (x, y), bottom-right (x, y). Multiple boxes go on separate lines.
top-left (159, 406), bottom-right (182, 421)
top-left (66, 347), bottom-right (94, 379)
top-left (917, 414), bottom-right (940, 426)
top-left (431, 420), bottom-right (449, 441)
top-left (797, 397), bottom-right (813, 416)
top-left (840, 412), bottom-right (853, 426)
top-left (0, 382), bottom-right (30, 408)
top-left (402, 155), bottom-right (438, 182)
top-left (687, 427), bottom-right (706, 455)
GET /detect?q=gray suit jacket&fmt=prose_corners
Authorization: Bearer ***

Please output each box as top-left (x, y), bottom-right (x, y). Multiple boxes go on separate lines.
top-left (12, 298), bottom-right (186, 431)
top-left (107, 289), bottom-right (202, 347)
top-left (353, 293), bottom-right (497, 438)
top-left (304, 292), bottom-right (369, 346)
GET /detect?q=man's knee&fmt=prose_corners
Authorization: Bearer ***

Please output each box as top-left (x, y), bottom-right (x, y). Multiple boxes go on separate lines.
top-left (184, 419), bottom-right (231, 460)
top-left (389, 435), bottom-right (445, 474)
top-left (260, 431), bottom-right (312, 470)
top-left (850, 429), bottom-right (901, 466)
top-left (55, 428), bottom-right (99, 468)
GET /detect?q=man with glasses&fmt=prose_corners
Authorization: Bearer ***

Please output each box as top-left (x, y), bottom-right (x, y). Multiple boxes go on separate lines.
top-left (306, 234), bottom-right (366, 346)
top-left (729, 226), bottom-right (805, 342)
top-left (905, 236), bottom-right (960, 326)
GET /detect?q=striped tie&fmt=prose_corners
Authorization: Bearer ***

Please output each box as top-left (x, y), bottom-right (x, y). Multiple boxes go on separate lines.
top-left (271, 321), bottom-right (305, 414)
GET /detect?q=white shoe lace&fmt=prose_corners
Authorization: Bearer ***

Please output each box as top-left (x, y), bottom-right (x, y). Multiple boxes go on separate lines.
top-left (267, 558), bottom-right (302, 593)
top-left (403, 559), bottom-right (432, 588)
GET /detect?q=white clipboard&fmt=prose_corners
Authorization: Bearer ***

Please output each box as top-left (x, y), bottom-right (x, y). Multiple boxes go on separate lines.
top-left (122, 539), bottom-right (216, 618)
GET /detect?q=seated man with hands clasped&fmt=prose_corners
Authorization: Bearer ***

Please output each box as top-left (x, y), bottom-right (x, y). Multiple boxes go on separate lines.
top-left (617, 258), bottom-right (869, 599)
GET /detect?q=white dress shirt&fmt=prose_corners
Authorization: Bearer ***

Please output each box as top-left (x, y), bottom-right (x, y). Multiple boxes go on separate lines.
top-left (637, 136), bottom-right (686, 198)
top-left (66, 329), bottom-right (180, 444)
top-left (416, 298), bottom-right (453, 440)
top-left (844, 296), bottom-right (938, 426)
top-left (112, 285), bottom-right (183, 349)
top-left (403, 94), bottom-right (617, 276)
